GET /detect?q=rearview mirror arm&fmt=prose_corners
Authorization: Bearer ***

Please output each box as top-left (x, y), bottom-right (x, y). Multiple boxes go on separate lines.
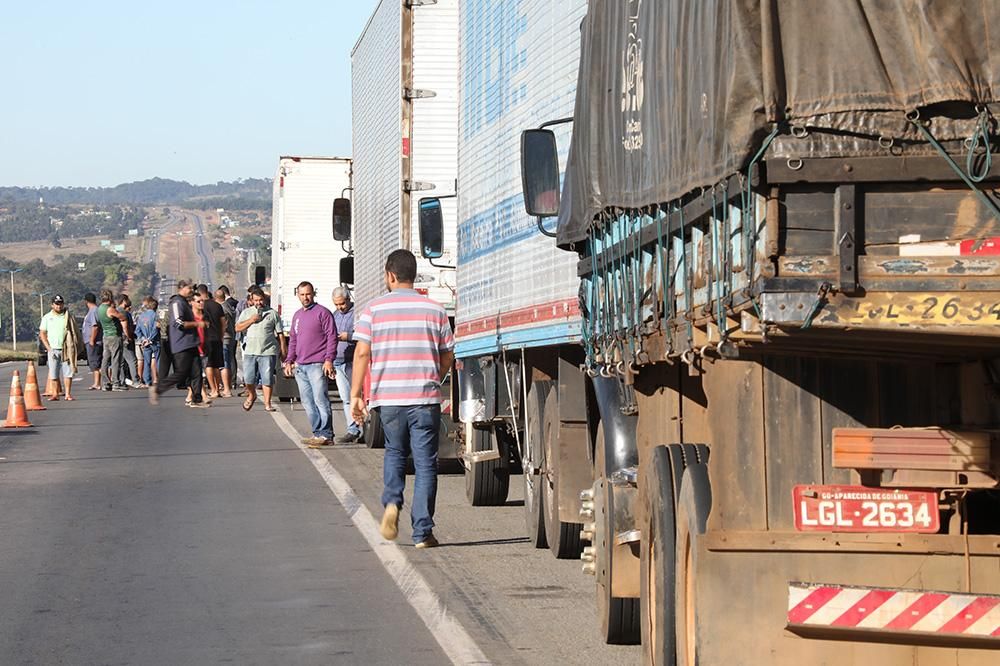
top-left (428, 189), bottom-right (457, 266)
top-left (536, 217), bottom-right (558, 238)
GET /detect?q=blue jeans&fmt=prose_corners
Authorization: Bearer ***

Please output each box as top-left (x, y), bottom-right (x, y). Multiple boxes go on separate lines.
top-left (334, 361), bottom-right (361, 436)
top-left (295, 363), bottom-right (333, 440)
top-left (141, 342), bottom-right (160, 385)
top-left (380, 404), bottom-right (441, 543)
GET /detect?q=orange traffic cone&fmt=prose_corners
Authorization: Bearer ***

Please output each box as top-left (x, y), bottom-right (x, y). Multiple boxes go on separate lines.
top-left (4, 371), bottom-right (33, 428)
top-left (24, 362), bottom-right (46, 411)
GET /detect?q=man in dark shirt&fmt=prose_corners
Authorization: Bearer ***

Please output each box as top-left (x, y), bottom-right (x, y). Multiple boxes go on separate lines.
top-left (150, 279), bottom-right (209, 407)
top-left (198, 285), bottom-right (226, 398)
top-left (216, 287), bottom-right (237, 397)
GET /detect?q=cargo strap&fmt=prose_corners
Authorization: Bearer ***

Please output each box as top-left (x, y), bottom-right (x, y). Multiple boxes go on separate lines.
top-left (906, 109), bottom-right (1000, 222)
top-left (967, 106), bottom-right (993, 183)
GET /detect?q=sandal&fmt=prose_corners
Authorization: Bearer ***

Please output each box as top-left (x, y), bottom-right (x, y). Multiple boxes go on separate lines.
top-left (264, 404), bottom-right (275, 412)
top-left (243, 396), bottom-right (256, 411)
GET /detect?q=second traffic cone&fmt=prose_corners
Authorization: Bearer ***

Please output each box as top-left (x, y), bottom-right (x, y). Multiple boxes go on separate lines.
top-left (24, 362), bottom-right (46, 411)
top-left (4, 371), bottom-right (33, 428)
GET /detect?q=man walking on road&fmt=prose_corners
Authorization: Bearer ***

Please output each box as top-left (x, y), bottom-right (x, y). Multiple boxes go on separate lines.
top-left (331, 287), bottom-right (361, 443)
top-left (82, 292), bottom-right (103, 390)
top-left (283, 281), bottom-right (337, 447)
top-left (236, 287), bottom-right (285, 411)
top-left (351, 250), bottom-right (454, 548)
top-left (98, 289), bottom-right (128, 391)
top-left (38, 294), bottom-right (81, 401)
top-left (150, 279), bottom-right (209, 407)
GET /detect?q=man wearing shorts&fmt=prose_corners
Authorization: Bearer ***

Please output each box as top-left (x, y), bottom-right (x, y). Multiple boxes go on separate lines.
top-left (38, 294), bottom-right (81, 401)
top-left (82, 292), bottom-right (104, 390)
top-left (235, 287), bottom-right (284, 411)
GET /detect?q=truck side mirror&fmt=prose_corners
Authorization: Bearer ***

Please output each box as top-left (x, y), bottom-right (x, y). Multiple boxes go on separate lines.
top-left (418, 197), bottom-right (444, 259)
top-left (333, 198), bottom-right (352, 241)
top-left (339, 256), bottom-right (354, 285)
top-left (253, 265), bottom-right (266, 286)
top-left (520, 129), bottom-right (560, 217)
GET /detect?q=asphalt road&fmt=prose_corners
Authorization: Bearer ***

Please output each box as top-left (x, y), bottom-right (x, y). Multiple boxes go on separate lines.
top-left (0, 364), bottom-right (640, 664)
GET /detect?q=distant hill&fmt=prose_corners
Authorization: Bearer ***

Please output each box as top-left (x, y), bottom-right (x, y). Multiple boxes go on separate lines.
top-left (0, 177), bottom-right (272, 208)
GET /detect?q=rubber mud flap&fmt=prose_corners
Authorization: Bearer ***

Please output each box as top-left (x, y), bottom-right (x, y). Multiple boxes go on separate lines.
top-left (640, 445), bottom-right (677, 666)
top-left (465, 426), bottom-right (509, 506)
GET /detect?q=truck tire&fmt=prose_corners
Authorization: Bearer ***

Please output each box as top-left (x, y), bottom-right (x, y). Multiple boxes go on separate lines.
top-left (465, 426), bottom-right (510, 506)
top-left (673, 462), bottom-right (712, 666)
top-left (363, 408), bottom-right (385, 449)
top-left (543, 393), bottom-right (584, 558)
top-left (639, 444), bottom-right (708, 665)
top-left (523, 381), bottom-right (551, 548)
top-left (594, 423), bottom-right (640, 644)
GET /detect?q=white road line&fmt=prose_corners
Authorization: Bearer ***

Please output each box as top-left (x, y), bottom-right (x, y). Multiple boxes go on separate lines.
top-left (269, 409), bottom-right (490, 665)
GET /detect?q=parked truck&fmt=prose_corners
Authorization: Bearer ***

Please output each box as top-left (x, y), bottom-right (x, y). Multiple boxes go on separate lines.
top-left (341, 0), bottom-right (459, 454)
top-left (508, 1), bottom-right (1000, 664)
top-left (270, 156), bottom-right (353, 399)
top-left (414, 0), bottom-right (597, 570)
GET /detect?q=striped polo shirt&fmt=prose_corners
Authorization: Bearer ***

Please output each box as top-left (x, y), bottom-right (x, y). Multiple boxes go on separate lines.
top-left (354, 288), bottom-right (454, 407)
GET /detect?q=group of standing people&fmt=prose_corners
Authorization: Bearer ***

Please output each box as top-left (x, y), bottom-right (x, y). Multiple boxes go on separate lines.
top-left (38, 249), bottom-right (455, 549)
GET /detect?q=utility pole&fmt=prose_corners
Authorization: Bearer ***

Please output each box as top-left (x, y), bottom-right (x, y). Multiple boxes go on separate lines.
top-left (2, 269), bottom-right (23, 350)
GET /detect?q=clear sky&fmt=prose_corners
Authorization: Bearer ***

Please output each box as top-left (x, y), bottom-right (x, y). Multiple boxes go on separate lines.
top-left (0, 0), bottom-right (380, 187)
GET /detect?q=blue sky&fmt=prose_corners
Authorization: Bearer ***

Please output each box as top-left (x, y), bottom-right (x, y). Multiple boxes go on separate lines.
top-left (0, 0), bottom-right (379, 187)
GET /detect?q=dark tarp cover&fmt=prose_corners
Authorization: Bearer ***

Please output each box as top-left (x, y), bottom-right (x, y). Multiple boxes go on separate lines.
top-left (558, 0), bottom-right (1000, 248)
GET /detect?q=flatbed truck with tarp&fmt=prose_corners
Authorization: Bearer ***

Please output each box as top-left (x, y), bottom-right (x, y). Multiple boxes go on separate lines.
top-left (515, 1), bottom-right (1000, 663)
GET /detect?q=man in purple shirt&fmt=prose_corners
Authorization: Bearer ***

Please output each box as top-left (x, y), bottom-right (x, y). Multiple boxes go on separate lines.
top-left (282, 281), bottom-right (338, 447)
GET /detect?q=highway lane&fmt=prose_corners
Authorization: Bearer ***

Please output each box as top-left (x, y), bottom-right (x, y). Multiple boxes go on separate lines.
top-left (0, 363), bottom-right (641, 664)
top-left (0, 369), bottom-right (448, 665)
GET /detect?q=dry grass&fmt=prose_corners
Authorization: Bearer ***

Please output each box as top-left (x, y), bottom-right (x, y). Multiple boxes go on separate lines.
top-left (0, 235), bottom-right (143, 266)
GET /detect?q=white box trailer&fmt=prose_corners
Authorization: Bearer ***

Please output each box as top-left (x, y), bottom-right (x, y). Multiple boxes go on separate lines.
top-left (350, 0), bottom-right (458, 313)
top-left (270, 156), bottom-right (353, 329)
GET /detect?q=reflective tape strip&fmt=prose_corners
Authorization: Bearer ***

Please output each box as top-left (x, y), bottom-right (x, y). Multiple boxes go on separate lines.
top-left (788, 583), bottom-right (1000, 640)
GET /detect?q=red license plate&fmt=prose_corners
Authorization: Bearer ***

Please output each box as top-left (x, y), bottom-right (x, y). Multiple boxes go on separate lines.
top-left (792, 485), bottom-right (940, 533)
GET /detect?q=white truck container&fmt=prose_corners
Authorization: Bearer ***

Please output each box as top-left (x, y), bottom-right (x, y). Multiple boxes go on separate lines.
top-left (350, 0), bottom-right (458, 312)
top-left (270, 156), bottom-right (353, 329)
top-left (454, 0), bottom-right (585, 357)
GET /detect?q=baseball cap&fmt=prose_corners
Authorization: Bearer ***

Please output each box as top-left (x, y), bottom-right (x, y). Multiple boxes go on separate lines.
top-left (52, 295), bottom-right (65, 304)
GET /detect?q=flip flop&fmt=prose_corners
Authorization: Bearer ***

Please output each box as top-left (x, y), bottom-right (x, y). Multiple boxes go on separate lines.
top-left (65, 396), bottom-right (75, 401)
top-left (263, 404), bottom-right (275, 412)
top-left (243, 396), bottom-right (256, 411)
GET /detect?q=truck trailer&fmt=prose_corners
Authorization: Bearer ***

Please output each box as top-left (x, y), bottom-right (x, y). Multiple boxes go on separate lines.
top-left (513, 1), bottom-right (1000, 663)
top-left (349, 0), bottom-right (458, 313)
top-left (344, 0), bottom-right (459, 455)
top-left (414, 0), bottom-right (597, 569)
top-left (269, 156), bottom-right (353, 400)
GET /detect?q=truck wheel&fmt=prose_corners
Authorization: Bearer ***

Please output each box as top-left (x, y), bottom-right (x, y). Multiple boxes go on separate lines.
top-left (673, 463), bottom-right (711, 666)
top-left (465, 426), bottom-right (510, 506)
top-left (363, 408), bottom-right (384, 449)
top-left (543, 392), bottom-right (583, 558)
top-left (523, 381), bottom-right (551, 548)
top-left (592, 423), bottom-right (640, 644)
